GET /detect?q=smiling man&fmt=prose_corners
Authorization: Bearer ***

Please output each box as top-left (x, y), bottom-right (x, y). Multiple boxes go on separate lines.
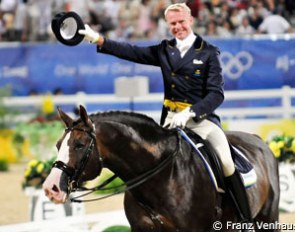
top-left (79, 3), bottom-right (252, 228)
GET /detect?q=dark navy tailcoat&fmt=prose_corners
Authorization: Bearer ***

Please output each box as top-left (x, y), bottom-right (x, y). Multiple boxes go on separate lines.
top-left (98, 35), bottom-right (224, 126)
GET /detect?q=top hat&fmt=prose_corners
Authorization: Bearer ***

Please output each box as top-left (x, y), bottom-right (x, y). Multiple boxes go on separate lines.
top-left (51, 11), bottom-right (85, 46)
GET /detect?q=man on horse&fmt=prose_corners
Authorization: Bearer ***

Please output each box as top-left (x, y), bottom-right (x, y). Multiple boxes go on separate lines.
top-left (79, 2), bottom-right (252, 226)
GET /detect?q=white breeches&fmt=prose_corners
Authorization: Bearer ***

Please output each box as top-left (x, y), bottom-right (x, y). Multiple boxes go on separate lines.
top-left (164, 111), bottom-right (235, 177)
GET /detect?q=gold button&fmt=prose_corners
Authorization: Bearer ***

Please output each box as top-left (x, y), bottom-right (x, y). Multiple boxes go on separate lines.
top-left (171, 97), bottom-right (175, 100)
top-left (185, 76), bottom-right (189, 79)
top-left (171, 72), bottom-right (175, 76)
top-left (171, 84), bottom-right (175, 88)
top-left (184, 99), bottom-right (188, 103)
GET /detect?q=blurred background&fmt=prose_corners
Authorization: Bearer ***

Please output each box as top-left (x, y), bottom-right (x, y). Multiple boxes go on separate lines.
top-left (0, 0), bottom-right (295, 231)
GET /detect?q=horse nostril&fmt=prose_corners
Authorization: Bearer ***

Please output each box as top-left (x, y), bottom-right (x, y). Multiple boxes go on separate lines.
top-left (52, 184), bottom-right (59, 193)
top-left (44, 189), bottom-right (49, 196)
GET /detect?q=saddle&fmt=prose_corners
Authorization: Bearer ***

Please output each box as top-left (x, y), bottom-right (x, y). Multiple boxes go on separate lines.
top-left (179, 128), bottom-right (257, 193)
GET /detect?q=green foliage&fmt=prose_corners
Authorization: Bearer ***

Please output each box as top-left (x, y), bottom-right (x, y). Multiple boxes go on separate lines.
top-left (102, 225), bottom-right (131, 232)
top-left (0, 85), bottom-right (19, 129)
top-left (0, 159), bottom-right (9, 171)
top-left (94, 170), bottom-right (125, 195)
top-left (14, 121), bottom-right (64, 159)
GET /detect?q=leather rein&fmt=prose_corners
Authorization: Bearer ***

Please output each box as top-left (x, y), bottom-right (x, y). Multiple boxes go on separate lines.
top-left (52, 126), bottom-right (182, 203)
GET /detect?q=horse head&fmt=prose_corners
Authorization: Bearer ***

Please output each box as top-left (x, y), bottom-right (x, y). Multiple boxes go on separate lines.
top-left (43, 105), bottom-right (103, 203)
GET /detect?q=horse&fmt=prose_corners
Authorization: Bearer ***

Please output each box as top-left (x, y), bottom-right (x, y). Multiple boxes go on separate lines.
top-left (43, 105), bottom-right (280, 232)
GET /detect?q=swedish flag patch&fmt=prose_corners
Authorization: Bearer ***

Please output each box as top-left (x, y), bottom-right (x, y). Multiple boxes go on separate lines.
top-left (193, 69), bottom-right (201, 77)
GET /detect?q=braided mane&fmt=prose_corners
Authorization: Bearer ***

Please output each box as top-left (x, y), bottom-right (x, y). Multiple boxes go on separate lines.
top-left (91, 111), bottom-right (158, 127)
top-left (75, 111), bottom-right (171, 142)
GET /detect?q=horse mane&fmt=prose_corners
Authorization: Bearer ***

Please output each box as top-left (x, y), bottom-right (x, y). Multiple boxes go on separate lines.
top-left (75, 111), bottom-right (171, 142)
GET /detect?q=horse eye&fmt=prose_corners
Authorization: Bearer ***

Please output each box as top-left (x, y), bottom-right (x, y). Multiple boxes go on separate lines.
top-left (74, 142), bottom-right (85, 151)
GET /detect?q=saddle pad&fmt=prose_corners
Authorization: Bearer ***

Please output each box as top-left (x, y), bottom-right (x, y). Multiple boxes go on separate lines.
top-left (232, 146), bottom-right (257, 188)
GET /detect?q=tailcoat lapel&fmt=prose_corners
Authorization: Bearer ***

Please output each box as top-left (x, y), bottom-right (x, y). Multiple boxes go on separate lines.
top-left (173, 35), bottom-right (204, 72)
top-left (165, 39), bottom-right (181, 71)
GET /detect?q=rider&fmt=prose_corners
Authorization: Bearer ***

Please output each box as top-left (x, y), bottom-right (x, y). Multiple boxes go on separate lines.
top-left (79, 2), bottom-right (252, 225)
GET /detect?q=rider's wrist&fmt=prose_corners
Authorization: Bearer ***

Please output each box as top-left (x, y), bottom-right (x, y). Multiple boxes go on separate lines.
top-left (92, 33), bottom-right (100, 44)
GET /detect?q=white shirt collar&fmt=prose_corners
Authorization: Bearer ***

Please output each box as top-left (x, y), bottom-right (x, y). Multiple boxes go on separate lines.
top-left (176, 32), bottom-right (196, 48)
top-left (176, 32), bottom-right (196, 57)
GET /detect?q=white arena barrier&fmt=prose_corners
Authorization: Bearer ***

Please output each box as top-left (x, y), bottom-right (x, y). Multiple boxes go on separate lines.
top-left (0, 210), bottom-right (129, 232)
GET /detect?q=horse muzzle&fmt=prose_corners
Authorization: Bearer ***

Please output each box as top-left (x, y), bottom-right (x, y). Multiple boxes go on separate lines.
top-left (43, 166), bottom-right (70, 204)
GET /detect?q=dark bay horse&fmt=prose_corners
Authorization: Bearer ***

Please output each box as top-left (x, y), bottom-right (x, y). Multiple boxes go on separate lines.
top-left (43, 105), bottom-right (280, 232)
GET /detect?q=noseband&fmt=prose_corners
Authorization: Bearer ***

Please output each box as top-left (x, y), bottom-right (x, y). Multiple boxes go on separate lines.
top-left (52, 127), bottom-right (101, 192)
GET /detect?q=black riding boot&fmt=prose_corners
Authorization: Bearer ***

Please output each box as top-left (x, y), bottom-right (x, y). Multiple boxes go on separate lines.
top-left (225, 170), bottom-right (253, 231)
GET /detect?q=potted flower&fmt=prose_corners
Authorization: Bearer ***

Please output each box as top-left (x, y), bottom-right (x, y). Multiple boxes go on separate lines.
top-left (268, 135), bottom-right (295, 163)
top-left (23, 157), bottom-right (56, 189)
top-left (23, 156), bottom-right (85, 221)
top-left (268, 135), bottom-right (295, 213)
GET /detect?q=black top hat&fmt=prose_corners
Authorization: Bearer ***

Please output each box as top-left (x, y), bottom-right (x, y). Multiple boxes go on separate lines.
top-left (51, 11), bottom-right (85, 46)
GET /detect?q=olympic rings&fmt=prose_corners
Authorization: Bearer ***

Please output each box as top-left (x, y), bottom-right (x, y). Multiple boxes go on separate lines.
top-left (220, 51), bottom-right (253, 80)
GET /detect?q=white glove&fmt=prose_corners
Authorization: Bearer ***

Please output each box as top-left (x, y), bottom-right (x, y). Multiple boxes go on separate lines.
top-left (169, 107), bottom-right (195, 129)
top-left (78, 24), bottom-right (100, 44)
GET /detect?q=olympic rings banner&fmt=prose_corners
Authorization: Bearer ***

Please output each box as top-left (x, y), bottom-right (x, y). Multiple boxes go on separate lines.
top-left (0, 37), bottom-right (294, 96)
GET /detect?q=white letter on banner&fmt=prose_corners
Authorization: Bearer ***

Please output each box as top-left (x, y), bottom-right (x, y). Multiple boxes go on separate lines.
top-left (54, 64), bottom-right (77, 76)
top-left (279, 163), bottom-right (295, 212)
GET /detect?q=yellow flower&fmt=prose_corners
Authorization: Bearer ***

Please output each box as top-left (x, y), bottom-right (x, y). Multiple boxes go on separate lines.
top-left (24, 168), bottom-right (31, 177)
top-left (291, 139), bottom-right (295, 153)
top-left (277, 141), bottom-right (285, 149)
top-left (36, 163), bottom-right (45, 173)
top-left (269, 141), bottom-right (281, 158)
top-left (28, 159), bottom-right (38, 168)
top-left (0, 136), bottom-right (17, 163)
top-left (42, 95), bottom-right (55, 114)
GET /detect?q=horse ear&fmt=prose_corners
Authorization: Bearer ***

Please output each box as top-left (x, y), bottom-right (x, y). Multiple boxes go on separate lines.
top-left (57, 107), bottom-right (74, 128)
top-left (79, 105), bottom-right (93, 128)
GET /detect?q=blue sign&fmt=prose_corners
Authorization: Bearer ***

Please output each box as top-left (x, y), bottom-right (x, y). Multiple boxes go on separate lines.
top-left (0, 37), bottom-right (295, 96)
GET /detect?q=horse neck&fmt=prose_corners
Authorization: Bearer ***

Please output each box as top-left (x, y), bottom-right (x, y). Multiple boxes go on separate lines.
top-left (94, 119), bottom-right (177, 182)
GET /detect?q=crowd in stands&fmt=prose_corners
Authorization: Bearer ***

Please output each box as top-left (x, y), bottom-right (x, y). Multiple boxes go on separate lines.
top-left (0, 0), bottom-right (294, 42)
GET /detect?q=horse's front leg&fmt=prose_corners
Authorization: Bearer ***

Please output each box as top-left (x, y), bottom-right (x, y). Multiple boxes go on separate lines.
top-left (124, 191), bottom-right (177, 232)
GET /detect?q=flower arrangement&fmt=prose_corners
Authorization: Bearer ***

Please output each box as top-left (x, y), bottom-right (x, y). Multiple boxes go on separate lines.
top-left (268, 135), bottom-right (295, 163)
top-left (23, 156), bottom-right (56, 188)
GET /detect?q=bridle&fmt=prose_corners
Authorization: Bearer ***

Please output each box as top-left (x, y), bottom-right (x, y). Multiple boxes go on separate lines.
top-left (52, 124), bottom-right (182, 203)
top-left (52, 126), bottom-right (102, 193)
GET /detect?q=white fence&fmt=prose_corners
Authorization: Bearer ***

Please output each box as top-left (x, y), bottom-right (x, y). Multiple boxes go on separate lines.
top-left (0, 210), bottom-right (129, 232)
top-left (1, 86), bottom-right (295, 231)
top-left (3, 86), bottom-right (295, 123)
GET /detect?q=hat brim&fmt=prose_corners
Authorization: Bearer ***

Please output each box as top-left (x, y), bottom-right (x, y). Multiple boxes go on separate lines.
top-left (51, 11), bottom-right (85, 46)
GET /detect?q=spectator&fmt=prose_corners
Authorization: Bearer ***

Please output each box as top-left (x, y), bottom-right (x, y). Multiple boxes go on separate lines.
top-left (228, 7), bottom-right (244, 30)
top-left (0, 13), bottom-right (6, 40)
top-left (0, 0), bottom-right (294, 42)
top-left (133, 0), bottom-right (154, 39)
top-left (258, 11), bottom-right (293, 34)
top-left (205, 20), bottom-right (219, 37)
top-left (186, 0), bottom-right (202, 18)
top-left (235, 16), bottom-right (255, 36)
top-left (0, 0), bottom-right (17, 13)
top-left (248, 4), bottom-right (264, 30)
top-left (102, 0), bottom-right (121, 27)
top-left (217, 19), bottom-right (233, 38)
top-left (65, 0), bottom-right (93, 24)
top-left (14, 0), bottom-right (28, 42)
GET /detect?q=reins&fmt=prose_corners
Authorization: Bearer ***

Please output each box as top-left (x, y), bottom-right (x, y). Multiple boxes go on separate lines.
top-left (70, 131), bottom-right (182, 203)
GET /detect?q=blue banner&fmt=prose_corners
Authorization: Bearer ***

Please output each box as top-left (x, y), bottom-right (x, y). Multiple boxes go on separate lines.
top-left (0, 37), bottom-right (295, 96)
